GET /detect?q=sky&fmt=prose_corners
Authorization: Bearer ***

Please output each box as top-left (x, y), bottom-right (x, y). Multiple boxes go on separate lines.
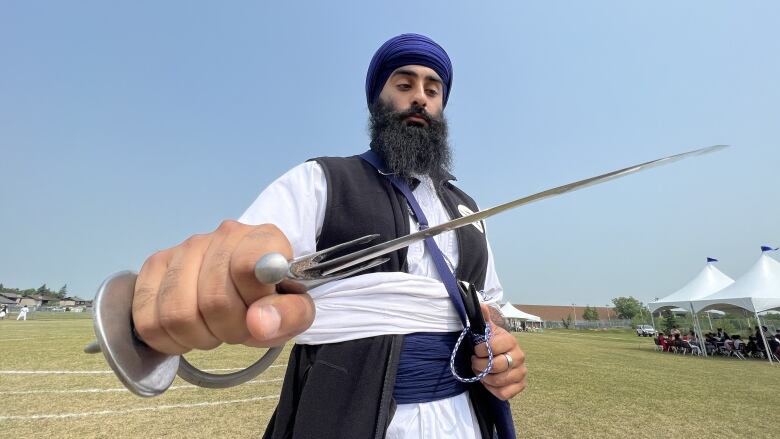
top-left (2, 1), bottom-right (778, 307)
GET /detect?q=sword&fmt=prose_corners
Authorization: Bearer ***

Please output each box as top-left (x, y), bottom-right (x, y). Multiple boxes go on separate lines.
top-left (254, 144), bottom-right (729, 289)
top-left (87, 144), bottom-right (727, 397)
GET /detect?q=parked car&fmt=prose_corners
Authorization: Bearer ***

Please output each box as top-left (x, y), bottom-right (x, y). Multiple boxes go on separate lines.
top-left (636, 325), bottom-right (657, 337)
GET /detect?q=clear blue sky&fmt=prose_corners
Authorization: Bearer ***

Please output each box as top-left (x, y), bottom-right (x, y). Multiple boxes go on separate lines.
top-left (2, 1), bottom-right (777, 306)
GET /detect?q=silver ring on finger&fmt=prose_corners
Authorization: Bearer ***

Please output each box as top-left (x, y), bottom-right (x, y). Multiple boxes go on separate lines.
top-left (503, 352), bottom-right (513, 370)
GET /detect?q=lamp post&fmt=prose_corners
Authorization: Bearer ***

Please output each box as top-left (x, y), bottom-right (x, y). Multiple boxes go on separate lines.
top-left (606, 304), bottom-right (611, 327)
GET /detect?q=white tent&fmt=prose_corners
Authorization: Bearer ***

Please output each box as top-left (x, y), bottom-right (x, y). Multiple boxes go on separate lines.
top-left (649, 262), bottom-right (734, 313)
top-left (648, 260), bottom-right (733, 358)
top-left (692, 252), bottom-right (780, 314)
top-left (500, 302), bottom-right (542, 322)
top-left (691, 249), bottom-right (780, 364)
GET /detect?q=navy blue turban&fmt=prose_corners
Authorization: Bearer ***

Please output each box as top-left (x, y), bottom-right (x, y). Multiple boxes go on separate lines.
top-left (365, 33), bottom-right (453, 110)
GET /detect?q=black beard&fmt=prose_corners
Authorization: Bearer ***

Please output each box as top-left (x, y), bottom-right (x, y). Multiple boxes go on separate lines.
top-left (368, 101), bottom-right (452, 184)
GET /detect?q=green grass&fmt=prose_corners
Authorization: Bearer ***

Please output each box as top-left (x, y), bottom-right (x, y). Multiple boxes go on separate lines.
top-left (1, 318), bottom-right (778, 438)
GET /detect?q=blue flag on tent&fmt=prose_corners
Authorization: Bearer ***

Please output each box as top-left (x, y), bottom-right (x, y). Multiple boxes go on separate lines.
top-left (707, 257), bottom-right (718, 263)
top-left (761, 246), bottom-right (778, 252)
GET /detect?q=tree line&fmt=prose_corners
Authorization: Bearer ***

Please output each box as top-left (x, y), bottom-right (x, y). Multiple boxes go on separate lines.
top-left (0, 282), bottom-right (69, 298)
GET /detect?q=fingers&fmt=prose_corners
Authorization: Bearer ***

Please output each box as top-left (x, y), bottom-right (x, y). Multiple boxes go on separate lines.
top-left (133, 249), bottom-right (189, 355)
top-left (244, 292), bottom-right (316, 348)
top-left (472, 347), bottom-right (525, 374)
top-left (197, 221), bottom-right (253, 344)
top-left (474, 326), bottom-right (515, 358)
top-left (132, 220), bottom-right (298, 356)
top-left (156, 235), bottom-right (221, 351)
top-left (483, 379), bottom-right (527, 401)
top-left (473, 349), bottom-right (528, 400)
top-left (470, 328), bottom-right (528, 401)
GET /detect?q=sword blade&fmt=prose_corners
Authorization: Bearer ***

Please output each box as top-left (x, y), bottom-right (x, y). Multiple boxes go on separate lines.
top-left (315, 144), bottom-right (727, 276)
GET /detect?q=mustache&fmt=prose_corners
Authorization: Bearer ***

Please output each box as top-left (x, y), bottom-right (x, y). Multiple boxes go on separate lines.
top-left (396, 105), bottom-right (436, 125)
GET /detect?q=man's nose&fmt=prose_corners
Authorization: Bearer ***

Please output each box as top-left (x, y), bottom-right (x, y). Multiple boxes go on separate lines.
top-left (410, 84), bottom-right (428, 108)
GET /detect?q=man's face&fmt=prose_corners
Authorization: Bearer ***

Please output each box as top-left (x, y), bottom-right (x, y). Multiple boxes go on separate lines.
top-left (377, 65), bottom-right (444, 124)
top-left (368, 65), bottom-right (451, 182)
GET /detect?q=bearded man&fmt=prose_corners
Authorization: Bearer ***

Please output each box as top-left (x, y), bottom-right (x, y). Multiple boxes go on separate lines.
top-left (131, 33), bottom-right (527, 439)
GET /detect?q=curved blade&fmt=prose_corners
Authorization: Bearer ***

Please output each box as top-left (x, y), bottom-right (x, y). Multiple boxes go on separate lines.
top-left (316, 144), bottom-right (728, 275)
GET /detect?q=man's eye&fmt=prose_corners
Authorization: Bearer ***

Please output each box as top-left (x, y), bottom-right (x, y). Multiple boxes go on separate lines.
top-left (397, 83), bottom-right (411, 90)
top-left (426, 89), bottom-right (439, 97)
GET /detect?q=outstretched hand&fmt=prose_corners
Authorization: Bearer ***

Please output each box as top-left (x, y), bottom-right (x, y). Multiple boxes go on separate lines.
top-left (131, 221), bottom-right (316, 355)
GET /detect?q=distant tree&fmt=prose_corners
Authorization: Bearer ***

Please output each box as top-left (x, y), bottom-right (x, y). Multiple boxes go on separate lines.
top-left (583, 306), bottom-right (599, 321)
top-left (611, 296), bottom-right (643, 320)
top-left (662, 309), bottom-right (677, 335)
top-left (37, 284), bottom-right (52, 296)
top-left (562, 314), bottom-right (573, 329)
top-left (57, 284), bottom-right (68, 298)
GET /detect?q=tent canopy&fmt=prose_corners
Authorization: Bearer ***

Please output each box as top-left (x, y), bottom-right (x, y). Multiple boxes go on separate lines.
top-left (649, 262), bottom-right (734, 313)
top-left (500, 302), bottom-right (542, 322)
top-left (692, 253), bottom-right (780, 313)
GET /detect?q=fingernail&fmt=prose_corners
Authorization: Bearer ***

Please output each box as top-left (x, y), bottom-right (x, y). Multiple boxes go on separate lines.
top-left (258, 305), bottom-right (281, 338)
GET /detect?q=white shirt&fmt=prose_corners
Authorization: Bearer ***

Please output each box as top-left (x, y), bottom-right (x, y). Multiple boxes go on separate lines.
top-left (239, 160), bottom-right (503, 439)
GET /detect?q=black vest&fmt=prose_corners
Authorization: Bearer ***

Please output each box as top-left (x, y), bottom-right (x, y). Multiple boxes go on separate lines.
top-left (263, 156), bottom-right (494, 439)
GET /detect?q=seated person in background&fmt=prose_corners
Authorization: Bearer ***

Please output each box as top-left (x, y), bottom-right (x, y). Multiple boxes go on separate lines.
top-left (672, 333), bottom-right (684, 352)
top-left (687, 330), bottom-right (699, 344)
top-left (731, 335), bottom-right (744, 354)
top-left (745, 336), bottom-right (759, 356)
top-left (671, 326), bottom-right (681, 337)
top-left (768, 331), bottom-right (780, 357)
top-left (715, 328), bottom-right (729, 341)
top-left (679, 335), bottom-right (697, 354)
top-left (704, 333), bottom-right (717, 355)
top-left (721, 336), bottom-right (735, 354)
top-left (657, 334), bottom-right (669, 352)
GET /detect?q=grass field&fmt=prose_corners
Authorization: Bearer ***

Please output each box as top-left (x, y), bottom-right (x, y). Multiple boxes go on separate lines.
top-left (1, 314), bottom-right (778, 438)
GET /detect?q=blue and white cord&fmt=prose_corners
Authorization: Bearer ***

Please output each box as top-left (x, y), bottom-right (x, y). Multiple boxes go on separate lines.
top-left (449, 324), bottom-right (493, 383)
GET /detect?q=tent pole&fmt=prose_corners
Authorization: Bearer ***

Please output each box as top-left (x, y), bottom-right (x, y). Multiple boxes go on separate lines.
top-left (691, 303), bottom-right (707, 357)
top-left (649, 306), bottom-right (656, 332)
top-left (754, 311), bottom-right (774, 366)
top-left (707, 312), bottom-right (713, 331)
top-left (697, 314), bottom-right (707, 357)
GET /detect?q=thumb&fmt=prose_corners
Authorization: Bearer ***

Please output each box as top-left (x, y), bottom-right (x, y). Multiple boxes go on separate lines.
top-left (479, 302), bottom-right (505, 333)
top-left (244, 293), bottom-right (316, 348)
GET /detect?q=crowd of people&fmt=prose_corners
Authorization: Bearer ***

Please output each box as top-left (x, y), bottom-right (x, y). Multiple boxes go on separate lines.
top-left (655, 325), bottom-right (780, 360)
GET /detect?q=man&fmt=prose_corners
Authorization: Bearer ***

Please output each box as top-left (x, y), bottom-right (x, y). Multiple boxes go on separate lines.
top-left (16, 305), bottom-right (29, 321)
top-left (131, 33), bottom-right (526, 438)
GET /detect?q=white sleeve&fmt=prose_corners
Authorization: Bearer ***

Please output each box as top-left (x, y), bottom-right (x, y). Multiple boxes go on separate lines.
top-left (237, 161), bottom-right (327, 258)
top-left (480, 240), bottom-right (504, 306)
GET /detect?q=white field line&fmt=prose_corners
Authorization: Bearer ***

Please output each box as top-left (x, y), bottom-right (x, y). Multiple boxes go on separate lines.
top-left (0, 365), bottom-right (286, 375)
top-left (0, 378), bottom-right (284, 396)
top-left (0, 336), bottom-right (89, 342)
top-left (0, 395), bottom-right (280, 420)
